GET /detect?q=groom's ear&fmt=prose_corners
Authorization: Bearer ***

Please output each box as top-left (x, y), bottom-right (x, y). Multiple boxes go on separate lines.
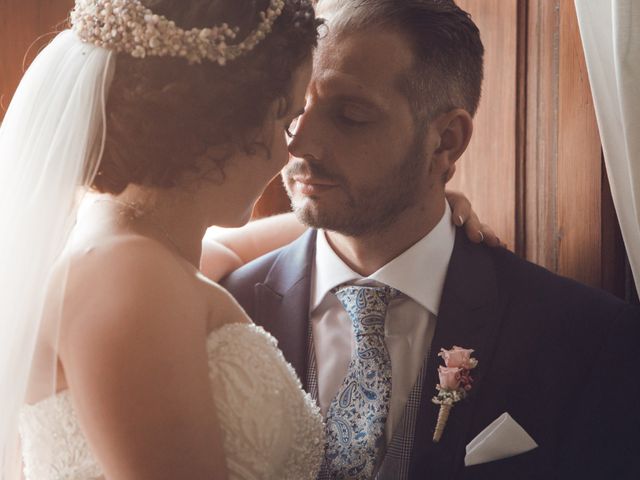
top-left (428, 109), bottom-right (473, 181)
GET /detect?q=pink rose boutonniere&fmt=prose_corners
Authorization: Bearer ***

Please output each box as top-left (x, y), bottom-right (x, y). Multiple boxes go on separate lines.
top-left (432, 346), bottom-right (478, 442)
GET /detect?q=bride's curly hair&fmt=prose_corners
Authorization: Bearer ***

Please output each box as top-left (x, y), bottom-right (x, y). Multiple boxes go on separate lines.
top-left (93, 0), bottom-right (320, 194)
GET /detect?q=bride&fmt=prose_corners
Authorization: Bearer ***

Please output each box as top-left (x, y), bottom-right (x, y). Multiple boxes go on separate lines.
top-left (0, 0), bottom-right (492, 479)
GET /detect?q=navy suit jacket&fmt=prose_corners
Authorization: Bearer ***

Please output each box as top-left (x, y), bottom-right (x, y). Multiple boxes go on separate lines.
top-left (222, 228), bottom-right (640, 479)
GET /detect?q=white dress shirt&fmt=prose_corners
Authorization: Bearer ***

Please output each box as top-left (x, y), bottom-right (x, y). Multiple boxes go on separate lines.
top-left (310, 204), bottom-right (456, 444)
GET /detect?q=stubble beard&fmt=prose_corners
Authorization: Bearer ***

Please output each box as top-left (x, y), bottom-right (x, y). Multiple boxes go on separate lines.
top-left (284, 133), bottom-right (427, 237)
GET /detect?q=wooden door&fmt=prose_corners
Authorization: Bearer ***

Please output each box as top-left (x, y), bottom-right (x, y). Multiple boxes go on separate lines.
top-left (453, 0), bottom-right (634, 300)
top-left (0, 0), bottom-right (74, 119)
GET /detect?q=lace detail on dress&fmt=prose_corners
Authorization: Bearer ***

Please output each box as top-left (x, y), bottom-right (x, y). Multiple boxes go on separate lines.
top-left (19, 392), bottom-right (103, 480)
top-left (207, 323), bottom-right (324, 479)
top-left (18, 322), bottom-right (324, 480)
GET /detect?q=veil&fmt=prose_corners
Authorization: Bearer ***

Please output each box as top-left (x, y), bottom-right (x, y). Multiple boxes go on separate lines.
top-left (0, 30), bottom-right (115, 478)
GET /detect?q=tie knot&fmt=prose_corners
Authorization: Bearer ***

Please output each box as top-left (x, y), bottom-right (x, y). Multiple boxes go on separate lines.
top-left (331, 285), bottom-right (401, 337)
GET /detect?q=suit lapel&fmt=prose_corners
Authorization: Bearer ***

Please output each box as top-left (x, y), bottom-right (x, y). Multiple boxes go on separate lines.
top-left (410, 230), bottom-right (508, 479)
top-left (254, 229), bottom-right (317, 390)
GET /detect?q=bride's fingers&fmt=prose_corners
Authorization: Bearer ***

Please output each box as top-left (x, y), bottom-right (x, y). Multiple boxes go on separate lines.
top-left (446, 190), bottom-right (471, 227)
top-left (478, 224), bottom-right (501, 247)
top-left (446, 190), bottom-right (505, 248)
top-left (463, 217), bottom-right (505, 248)
top-left (462, 212), bottom-right (484, 243)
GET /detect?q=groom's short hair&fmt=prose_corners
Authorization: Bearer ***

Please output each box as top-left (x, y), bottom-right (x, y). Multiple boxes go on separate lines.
top-left (317, 0), bottom-right (484, 122)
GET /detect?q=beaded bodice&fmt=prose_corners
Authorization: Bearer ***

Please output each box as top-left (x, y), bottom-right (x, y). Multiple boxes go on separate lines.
top-left (19, 323), bottom-right (324, 480)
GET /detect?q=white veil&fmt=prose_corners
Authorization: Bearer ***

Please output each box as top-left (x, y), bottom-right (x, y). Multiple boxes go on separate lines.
top-left (0, 30), bottom-right (115, 478)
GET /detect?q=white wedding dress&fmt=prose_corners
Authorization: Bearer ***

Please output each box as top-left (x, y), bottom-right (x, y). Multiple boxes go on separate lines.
top-left (18, 322), bottom-right (324, 480)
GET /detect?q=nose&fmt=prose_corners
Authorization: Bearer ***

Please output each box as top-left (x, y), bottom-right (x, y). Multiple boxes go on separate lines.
top-left (287, 107), bottom-right (323, 162)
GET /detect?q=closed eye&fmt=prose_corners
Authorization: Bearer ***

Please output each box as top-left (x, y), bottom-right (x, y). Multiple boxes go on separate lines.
top-left (335, 103), bottom-right (377, 127)
top-left (336, 113), bottom-right (373, 127)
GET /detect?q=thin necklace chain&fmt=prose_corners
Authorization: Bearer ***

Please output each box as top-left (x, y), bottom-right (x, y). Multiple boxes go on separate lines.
top-left (95, 197), bottom-right (185, 259)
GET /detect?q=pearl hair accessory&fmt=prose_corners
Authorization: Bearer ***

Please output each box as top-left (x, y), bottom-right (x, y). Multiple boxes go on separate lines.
top-left (70, 0), bottom-right (286, 65)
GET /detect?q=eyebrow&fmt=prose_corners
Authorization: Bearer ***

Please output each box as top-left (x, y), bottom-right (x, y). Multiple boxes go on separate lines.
top-left (315, 73), bottom-right (388, 110)
top-left (328, 94), bottom-right (383, 111)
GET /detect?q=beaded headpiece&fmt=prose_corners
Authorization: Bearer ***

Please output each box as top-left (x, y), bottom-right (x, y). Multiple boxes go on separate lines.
top-left (70, 0), bottom-right (286, 65)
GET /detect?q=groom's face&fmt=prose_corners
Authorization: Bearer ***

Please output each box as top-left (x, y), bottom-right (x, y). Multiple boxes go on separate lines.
top-left (283, 27), bottom-right (439, 236)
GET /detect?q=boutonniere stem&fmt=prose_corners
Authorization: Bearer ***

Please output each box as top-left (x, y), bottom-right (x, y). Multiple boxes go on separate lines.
top-left (432, 346), bottom-right (478, 442)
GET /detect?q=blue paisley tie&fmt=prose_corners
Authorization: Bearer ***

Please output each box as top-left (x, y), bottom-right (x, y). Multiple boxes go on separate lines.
top-left (323, 285), bottom-right (401, 480)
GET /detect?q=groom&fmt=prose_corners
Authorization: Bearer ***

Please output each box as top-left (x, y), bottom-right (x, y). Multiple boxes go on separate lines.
top-left (223, 0), bottom-right (640, 478)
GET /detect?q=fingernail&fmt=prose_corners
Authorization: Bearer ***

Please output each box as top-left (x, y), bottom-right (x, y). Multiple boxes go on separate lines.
top-left (457, 215), bottom-right (464, 226)
top-left (478, 231), bottom-right (484, 242)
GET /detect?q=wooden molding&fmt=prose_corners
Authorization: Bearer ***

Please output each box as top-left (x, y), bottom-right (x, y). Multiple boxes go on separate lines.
top-left (556, 0), bottom-right (602, 287)
top-left (524, 0), bottom-right (561, 271)
top-left (515, 0), bottom-right (529, 257)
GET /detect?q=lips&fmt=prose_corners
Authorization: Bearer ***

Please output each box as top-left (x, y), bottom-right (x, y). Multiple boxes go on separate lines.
top-left (292, 176), bottom-right (337, 195)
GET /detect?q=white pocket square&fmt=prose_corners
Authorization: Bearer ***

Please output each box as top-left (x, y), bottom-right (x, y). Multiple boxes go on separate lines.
top-left (464, 412), bottom-right (538, 466)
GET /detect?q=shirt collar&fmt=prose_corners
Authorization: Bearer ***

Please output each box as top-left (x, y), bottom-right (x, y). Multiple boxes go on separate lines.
top-left (310, 203), bottom-right (456, 316)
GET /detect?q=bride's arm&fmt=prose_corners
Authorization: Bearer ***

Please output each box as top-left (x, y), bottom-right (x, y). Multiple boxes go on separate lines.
top-left (200, 213), bottom-right (306, 281)
top-left (201, 191), bottom-right (503, 282)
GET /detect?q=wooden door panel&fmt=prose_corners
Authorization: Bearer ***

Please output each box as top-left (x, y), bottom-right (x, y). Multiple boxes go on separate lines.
top-left (450, 0), bottom-right (518, 249)
top-left (0, 0), bottom-right (73, 120)
top-left (556, 0), bottom-right (602, 286)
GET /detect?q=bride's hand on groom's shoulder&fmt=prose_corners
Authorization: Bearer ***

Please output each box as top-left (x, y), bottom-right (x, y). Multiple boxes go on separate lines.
top-left (446, 190), bottom-right (505, 249)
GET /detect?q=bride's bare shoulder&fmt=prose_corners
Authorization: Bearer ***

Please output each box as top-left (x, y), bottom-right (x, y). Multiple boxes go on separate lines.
top-left (57, 235), bottom-right (208, 332)
top-left (58, 234), bottom-right (249, 336)
top-left (192, 269), bottom-right (252, 330)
